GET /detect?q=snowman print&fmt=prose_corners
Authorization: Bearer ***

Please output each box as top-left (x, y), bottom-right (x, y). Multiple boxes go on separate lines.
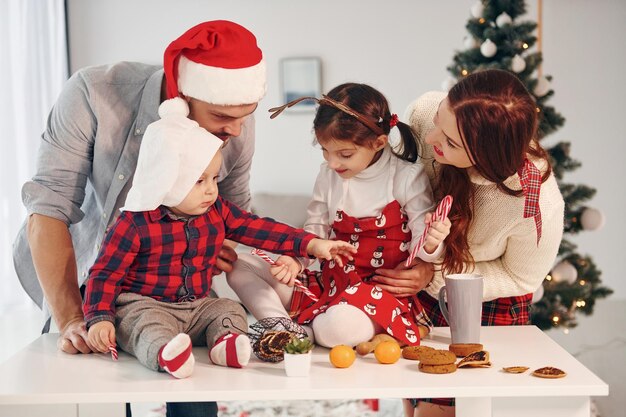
top-left (370, 286), bottom-right (383, 300)
top-left (375, 214), bottom-right (386, 228)
top-left (402, 221), bottom-right (410, 233)
top-left (364, 303), bottom-right (377, 316)
top-left (328, 279), bottom-right (337, 297)
top-left (405, 328), bottom-right (417, 343)
top-left (399, 241), bottom-right (409, 252)
top-left (343, 260), bottom-right (356, 274)
top-left (349, 233), bottom-right (360, 249)
top-left (377, 229), bottom-right (386, 239)
top-left (353, 222), bottom-right (362, 233)
top-left (370, 246), bottom-right (385, 268)
top-left (335, 211), bottom-right (343, 222)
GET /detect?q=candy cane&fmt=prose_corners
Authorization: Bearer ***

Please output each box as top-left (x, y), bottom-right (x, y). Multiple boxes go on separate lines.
top-left (109, 345), bottom-right (118, 361)
top-left (251, 249), bottom-right (319, 302)
top-left (405, 195), bottom-right (453, 267)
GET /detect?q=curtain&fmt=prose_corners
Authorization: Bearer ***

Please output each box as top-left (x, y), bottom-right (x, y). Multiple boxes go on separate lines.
top-left (0, 0), bottom-right (68, 314)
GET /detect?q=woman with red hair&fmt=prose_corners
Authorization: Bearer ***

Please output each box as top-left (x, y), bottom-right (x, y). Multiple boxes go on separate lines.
top-left (405, 69), bottom-right (565, 417)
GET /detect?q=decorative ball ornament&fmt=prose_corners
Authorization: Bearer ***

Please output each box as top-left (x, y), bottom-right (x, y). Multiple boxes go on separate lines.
top-left (534, 76), bottom-right (551, 96)
top-left (581, 207), bottom-right (606, 230)
top-left (441, 77), bottom-right (457, 91)
top-left (551, 261), bottom-right (578, 284)
top-left (511, 54), bottom-right (526, 73)
top-left (495, 12), bottom-right (513, 27)
top-left (480, 39), bottom-right (497, 57)
top-left (463, 35), bottom-right (478, 49)
top-left (470, 1), bottom-right (484, 18)
top-left (531, 284), bottom-right (545, 304)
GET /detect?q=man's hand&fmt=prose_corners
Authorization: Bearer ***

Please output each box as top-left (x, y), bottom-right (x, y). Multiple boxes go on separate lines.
top-left (58, 317), bottom-right (94, 354)
top-left (306, 238), bottom-right (357, 267)
top-left (270, 256), bottom-right (302, 287)
top-left (372, 259), bottom-right (434, 298)
top-left (87, 321), bottom-right (116, 353)
top-left (212, 245), bottom-right (239, 275)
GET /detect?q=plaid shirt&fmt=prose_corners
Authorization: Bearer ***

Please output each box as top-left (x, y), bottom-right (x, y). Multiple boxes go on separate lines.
top-left (83, 196), bottom-right (315, 327)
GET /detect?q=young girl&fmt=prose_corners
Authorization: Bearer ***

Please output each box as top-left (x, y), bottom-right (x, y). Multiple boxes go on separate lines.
top-left (404, 70), bottom-right (565, 416)
top-left (228, 83), bottom-right (450, 348)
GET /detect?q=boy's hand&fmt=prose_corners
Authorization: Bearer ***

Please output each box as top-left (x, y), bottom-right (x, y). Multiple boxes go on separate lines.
top-left (422, 212), bottom-right (451, 254)
top-left (270, 256), bottom-right (302, 287)
top-left (306, 238), bottom-right (357, 267)
top-left (87, 321), bottom-right (116, 353)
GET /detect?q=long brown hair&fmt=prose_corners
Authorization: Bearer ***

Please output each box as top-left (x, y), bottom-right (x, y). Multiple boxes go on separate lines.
top-left (313, 83), bottom-right (419, 162)
top-left (439, 69), bottom-right (552, 274)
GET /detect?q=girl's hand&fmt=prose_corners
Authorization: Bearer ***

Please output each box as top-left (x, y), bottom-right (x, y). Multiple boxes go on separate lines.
top-left (422, 213), bottom-right (452, 254)
top-left (306, 238), bottom-right (357, 267)
top-left (87, 321), bottom-right (116, 353)
top-left (269, 255), bottom-right (302, 286)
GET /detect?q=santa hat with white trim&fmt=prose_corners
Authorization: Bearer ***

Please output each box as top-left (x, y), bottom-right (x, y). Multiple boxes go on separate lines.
top-left (122, 98), bottom-right (223, 212)
top-left (164, 20), bottom-right (266, 105)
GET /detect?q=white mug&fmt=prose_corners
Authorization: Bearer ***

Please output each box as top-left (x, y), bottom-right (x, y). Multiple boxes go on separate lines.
top-left (438, 273), bottom-right (483, 344)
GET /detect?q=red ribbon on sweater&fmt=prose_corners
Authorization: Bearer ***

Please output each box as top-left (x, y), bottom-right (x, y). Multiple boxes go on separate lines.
top-left (518, 158), bottom-right (542, 245)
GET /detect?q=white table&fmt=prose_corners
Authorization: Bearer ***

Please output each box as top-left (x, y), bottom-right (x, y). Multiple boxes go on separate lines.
top-left (0, 326), bottom-right (608, 417)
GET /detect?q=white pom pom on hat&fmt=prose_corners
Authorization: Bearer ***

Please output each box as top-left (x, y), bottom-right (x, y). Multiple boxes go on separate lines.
top-left (158, 97), bottom-right (190, 118)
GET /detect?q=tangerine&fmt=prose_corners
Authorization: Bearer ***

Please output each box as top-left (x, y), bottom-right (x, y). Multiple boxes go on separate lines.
top-left (374, 340), bottom-right (401, 364)
top-left (329, 345), bottom-right (356, 368)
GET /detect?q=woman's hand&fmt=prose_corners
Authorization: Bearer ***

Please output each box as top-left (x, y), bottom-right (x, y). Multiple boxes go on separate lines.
top-left (87, 321), bottom-right (116, 353)
top-left (270, 256), bottom-right (302, 286)
top-left (371, 259), bottom-right (434, 298)
top-left (306, 238), bottom-right (357, 267)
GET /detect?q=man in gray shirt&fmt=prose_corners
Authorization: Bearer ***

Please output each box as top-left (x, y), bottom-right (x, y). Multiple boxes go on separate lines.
top-left (13, 20), bottom-right (265, 417)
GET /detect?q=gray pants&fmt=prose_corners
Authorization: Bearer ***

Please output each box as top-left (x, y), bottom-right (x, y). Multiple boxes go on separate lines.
top-left (115, 292), bottom-right (248, 371)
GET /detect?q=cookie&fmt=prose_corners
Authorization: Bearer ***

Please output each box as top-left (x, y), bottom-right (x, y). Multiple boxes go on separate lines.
top-left (449, 343), bottom-right (484, 357)
top-left (457, 350), bottom-right (490, 368)
top-left (419, 349), bottom-right (457, 366)
top-left (532, 367), bottom-right (567, 379)
top-left (419, 362), bottom-right (457, 374)
top-left (402, 345), bottom-right (435, 361)
top-left (502, 366), bottom-right (529, 374)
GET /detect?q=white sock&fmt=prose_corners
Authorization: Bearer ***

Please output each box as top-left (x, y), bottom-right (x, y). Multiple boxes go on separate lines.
top-left (209, 333), bottom-right (251, 368)
top-left (312, 304), bottom-right (377, 348)
top-left (158, 333), bottom-right (195, 379)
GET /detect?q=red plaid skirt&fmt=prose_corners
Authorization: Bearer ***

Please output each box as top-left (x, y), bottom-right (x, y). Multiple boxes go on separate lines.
top-left (411, 291), bottom-right (532, 407)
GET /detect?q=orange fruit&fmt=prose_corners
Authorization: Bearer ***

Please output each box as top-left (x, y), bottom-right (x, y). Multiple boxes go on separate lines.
top-left (374, 341), bottom-right (401, 364)
top-left (329, 345), bottom-right (356, 368)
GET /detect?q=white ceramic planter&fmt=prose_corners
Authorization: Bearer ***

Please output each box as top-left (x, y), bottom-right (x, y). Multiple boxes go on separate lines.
top-left (283, 351), bottom-right (312, 377)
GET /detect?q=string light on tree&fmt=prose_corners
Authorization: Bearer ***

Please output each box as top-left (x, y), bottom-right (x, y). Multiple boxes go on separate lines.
top-left (480, 39), bottom-right (497, 57)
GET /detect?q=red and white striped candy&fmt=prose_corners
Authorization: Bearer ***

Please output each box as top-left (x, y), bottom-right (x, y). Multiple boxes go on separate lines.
top-left (251, 249), bottom-right (319, 302)
top-left (109, 345), bottom-right (118, 361)
top-left (405, 195), bottom-right (453, 267)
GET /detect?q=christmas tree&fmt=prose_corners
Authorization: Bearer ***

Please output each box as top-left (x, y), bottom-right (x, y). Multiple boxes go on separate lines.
top-left (445, 0), bottom-right (612, 330)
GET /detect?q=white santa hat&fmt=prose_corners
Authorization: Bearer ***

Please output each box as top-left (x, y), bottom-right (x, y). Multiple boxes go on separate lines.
top-left (163, 20), bottom-right (266, 105)
top-left (122, 98), bottom-right (223, 212)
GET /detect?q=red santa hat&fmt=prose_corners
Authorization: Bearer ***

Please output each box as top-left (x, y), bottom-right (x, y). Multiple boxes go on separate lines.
top-left (164, 20), bottom-right (266, 105)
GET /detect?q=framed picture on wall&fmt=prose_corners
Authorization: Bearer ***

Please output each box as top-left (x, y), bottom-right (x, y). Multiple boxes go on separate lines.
top-left (280, 57), bottom-right (322, 112)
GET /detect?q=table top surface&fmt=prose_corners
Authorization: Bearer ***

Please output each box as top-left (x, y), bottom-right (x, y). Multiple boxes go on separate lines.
top-left (0, 325), bottom-right (608, 405)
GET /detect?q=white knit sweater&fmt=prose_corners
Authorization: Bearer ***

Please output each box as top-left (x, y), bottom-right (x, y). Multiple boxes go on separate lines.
top-left (405, 91), bottom-right (565, 301)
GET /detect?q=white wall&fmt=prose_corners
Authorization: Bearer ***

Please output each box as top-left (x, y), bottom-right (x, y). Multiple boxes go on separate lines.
top-left (66, 0), bottom-right (626, 300)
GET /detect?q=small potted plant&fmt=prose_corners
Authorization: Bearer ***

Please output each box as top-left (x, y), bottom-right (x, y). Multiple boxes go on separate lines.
top-left (283, 336), bottom-right (314, 377)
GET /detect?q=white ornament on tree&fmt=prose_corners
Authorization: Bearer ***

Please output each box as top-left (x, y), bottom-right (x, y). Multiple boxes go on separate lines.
top-left (470, 1), bottom-right (484, 18)
top-left (551, 261), bottom-right (578, 284)
top-left (534, 76), bottom-right (551, 96)
top-left (511, 54), bottom-right (526, 73)
top-left (531, 284), bottom-right (544, 304)
top-left (495, 12), bottom-right (513, 27)
top-left (581, 207), bottom-right (606, 230)
top-left (441, 77), bottom-right (457, 91)
top-left (463, 35), bottom-right (478, 49)
top-left (480, 39), bottom-right (497, 57)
